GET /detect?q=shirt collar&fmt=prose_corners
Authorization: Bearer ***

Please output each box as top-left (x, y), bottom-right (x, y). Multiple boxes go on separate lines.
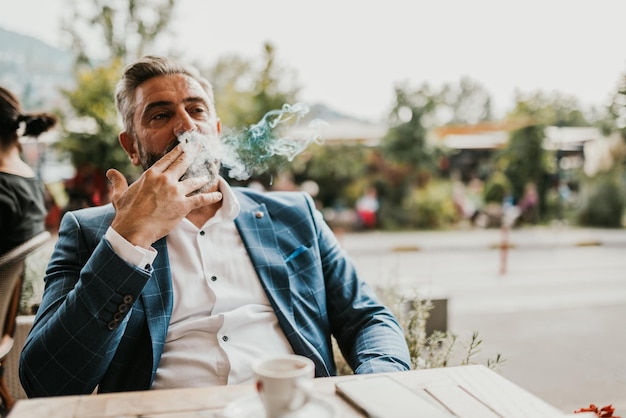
top-left (215, 176), bottom-right (240, 222)
top-left (179, 176), bottom-right (240, 231)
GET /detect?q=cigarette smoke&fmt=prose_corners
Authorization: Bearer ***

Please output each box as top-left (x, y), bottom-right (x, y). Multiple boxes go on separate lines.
top-left (221, 103), bottom-right (326, 180)
top-left (177, 103), bottom-right (325, 185)
top-left (178, 131), bottom-right (222, 192)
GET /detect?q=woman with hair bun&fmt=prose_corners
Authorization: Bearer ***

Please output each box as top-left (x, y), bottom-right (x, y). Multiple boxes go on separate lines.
top-left (0, 86), bottom-right (58, 255)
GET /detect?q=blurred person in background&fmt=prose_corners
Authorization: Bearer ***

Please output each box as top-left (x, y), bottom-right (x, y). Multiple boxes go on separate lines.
top-left (20, 55), bottom-right (410, 397)
top-left (355, 186), bottom-right (379, 229)
top-left (0, 87), bottom-right (57, 255)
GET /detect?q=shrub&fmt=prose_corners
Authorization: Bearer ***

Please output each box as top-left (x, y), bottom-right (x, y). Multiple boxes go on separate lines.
top-left (483, 171), bottom-right (512, 204)
top-left (577, 172), bottom-right (625, 228)
top-left (333, 287), bottom-right (505, 374)
top-left (403, 181), bottom-right (459, 229)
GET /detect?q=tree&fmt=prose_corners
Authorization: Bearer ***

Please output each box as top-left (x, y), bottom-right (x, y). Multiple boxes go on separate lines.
top-left (495, 97), bottom-right (553, 222)
top-left (207, 42), bottom-right (300, 130)
top-left (375, 84), bottom-right (442, 227)
top-left (441, 76), bottom-right (493, 125)
top-left (204, 42), bottom-right (302, 188)
top-left (55, 60), bottom-right (141, 207)
top-left (61, 0), bottom-right (176, 67)
top-left (55, 0), bottom-right (179, 207)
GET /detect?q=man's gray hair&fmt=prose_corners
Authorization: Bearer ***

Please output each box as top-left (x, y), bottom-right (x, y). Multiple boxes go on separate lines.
top-left (115, 55), bottom-right (215, 134)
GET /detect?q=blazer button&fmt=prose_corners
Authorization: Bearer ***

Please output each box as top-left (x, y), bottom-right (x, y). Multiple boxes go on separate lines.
top-left (107, 320), bottom-right (118, 331)
top-left (118, 303), bottom-right (129, 313)
top-left (255, 211), bottom-right (264, 219)
top-left (123, 295), bottom-right (134, 304)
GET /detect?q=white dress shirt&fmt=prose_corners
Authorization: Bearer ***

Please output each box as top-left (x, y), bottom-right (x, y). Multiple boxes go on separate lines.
top-left (106, 178), bottom-right (293, 389)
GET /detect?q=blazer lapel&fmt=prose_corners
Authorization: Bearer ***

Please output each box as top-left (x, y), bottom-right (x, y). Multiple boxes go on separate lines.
top-left (234, 197), bottom-right (295, 326)
top-left (140, 237), bottom-right (173, 374)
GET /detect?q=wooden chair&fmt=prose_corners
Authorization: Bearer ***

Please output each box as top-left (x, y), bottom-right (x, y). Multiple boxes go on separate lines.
top-left (0, 231), bottom-right (51, 413)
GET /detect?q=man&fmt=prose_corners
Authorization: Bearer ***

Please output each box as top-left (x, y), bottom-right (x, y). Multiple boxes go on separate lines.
top-left (19, 55), bottom-right (410, 397)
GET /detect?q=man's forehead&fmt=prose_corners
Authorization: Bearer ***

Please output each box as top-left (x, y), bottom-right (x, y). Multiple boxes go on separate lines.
top-left (135, 74), bottom-right (209, 107)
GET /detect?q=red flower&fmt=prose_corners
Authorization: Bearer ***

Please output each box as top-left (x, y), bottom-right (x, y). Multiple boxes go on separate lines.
top-left (574, 404), bottom-right (621, 418)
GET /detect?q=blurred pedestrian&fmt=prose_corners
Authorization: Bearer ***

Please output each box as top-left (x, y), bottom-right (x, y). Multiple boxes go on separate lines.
top-left (0, 87), bottom-right (57, 255)
top-left (356, 186), bottom-right (379, 229)
top-left (518, 182), bottom-right (539, 224)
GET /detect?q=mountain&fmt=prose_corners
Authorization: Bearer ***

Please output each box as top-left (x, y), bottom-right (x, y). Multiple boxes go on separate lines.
top-left (0, 27), bottom-right (74, 110)
top-left (0, 28), bottom-right (377, 128)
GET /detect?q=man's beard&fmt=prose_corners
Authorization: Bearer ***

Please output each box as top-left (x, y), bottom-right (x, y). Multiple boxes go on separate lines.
top-left (139, 132), bottom-right (222, 194)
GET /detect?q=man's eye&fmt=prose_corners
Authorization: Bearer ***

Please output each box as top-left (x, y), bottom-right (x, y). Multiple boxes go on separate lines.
top-left (152, 112), bottom-right (168, 120)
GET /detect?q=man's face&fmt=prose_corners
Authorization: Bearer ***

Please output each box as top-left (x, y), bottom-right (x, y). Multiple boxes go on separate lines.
top-left (122, 74), bottom-right (222, 190)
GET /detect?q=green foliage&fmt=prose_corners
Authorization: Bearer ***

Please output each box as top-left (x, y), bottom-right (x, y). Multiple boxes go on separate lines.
top-left (498, 125), bottom-right (551, 201)
top-left (398, 180), bottom-right (458, 230)
top-left (376, 79), bottom-right (494, 230)
top-left (483, 170), bottom-right (512, 204)
top-left (577, 171), bottom-right (625, 228)
top-left (207, 55), bottom-right (254, 129)
top-left (56, 60), bottom-right (140, 180)
top-left (386, 288), bottom-right (504, 371)
top-left (19, 243), bottom-right (55, 315)
top-left (55, 0), bottom-right (179, 198)
top-left (62, 0), bottom-right (176, 66)
top-left (206, 42), bottom-right (301, 187)
top-left (440, 76), bottom-right (493, 125)
top-left (381, 87), bottom-right (438, 176)
top-left (295, 143), bottom-right (373, 208)
top-left (333, 287), bottom-right (505, 374)
top-left (207, 42), bottom-right (299, 130)
top-left (510, 90), bottom-right (591, 127)
top-left (491, 96), bottom-right (557, 222)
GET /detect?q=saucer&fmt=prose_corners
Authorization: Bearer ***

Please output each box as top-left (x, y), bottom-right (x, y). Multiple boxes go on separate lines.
top-left (222, 394), bottom-right (338, 418)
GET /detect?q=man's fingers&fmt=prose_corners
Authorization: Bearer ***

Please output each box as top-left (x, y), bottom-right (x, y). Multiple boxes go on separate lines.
top-left (188, 191), bottom-right (223, 210)
top-left (106, 169), bottom-right (129, 200)
top-left (180, 175), bottom-right (211, 194)
top-left (151, 142), bottom-right (200, 177)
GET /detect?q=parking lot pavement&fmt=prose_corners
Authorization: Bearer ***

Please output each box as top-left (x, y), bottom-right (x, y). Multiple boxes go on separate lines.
top-left (340, 226), bottom-right (626, 414)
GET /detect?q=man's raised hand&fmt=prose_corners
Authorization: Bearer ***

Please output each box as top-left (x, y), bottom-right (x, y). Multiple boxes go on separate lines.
top-left (106, 143), bottom-right (222, 249)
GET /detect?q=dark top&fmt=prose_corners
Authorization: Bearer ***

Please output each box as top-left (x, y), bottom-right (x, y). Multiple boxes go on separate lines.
top-left (0, 172), bottom-right (47, 255)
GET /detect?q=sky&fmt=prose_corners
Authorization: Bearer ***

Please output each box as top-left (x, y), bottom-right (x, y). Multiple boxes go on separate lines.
top-left (1, 0), bottom-right (626, 122)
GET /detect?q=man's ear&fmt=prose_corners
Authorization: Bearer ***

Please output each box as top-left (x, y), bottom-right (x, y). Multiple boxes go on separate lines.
top-left (119, 131), bottom-right (141, 166)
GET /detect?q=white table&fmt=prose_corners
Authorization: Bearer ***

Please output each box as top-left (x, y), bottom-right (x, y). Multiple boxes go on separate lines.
top-left (8, 365), bottom-right (571, 418)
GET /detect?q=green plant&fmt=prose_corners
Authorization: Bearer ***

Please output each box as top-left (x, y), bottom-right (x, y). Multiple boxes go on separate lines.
top-left (403, 181), bottom-right (459, 229)
top-left (333, 287), bottom-right (505, 374)
top-left (483, 170), bottom-right (512, 204)
top-left (19, 243), bottom-right (54, 315)
top-left (577, 172), bottom-right (625, 228)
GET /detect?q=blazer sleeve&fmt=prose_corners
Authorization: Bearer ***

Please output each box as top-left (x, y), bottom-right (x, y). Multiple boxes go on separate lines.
top-left (19, 209), bottom-right (152, 397)
top-left (306, 195), bottom-right (411, 374)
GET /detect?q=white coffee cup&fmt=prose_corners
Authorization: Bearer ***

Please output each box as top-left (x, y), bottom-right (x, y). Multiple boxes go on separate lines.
top-left (253, 354), bottom-right (315, 418)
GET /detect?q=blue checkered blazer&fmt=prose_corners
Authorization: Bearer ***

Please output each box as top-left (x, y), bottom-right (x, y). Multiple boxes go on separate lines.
top-left (19, 188), bottom-right (410, 397)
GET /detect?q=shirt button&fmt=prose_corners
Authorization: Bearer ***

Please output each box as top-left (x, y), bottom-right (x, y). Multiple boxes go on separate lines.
top-left (255, 211), bottom-right (264, 219)
top-left (200, 230), bottom-right (205, 236)
top-left (222, 335), bottom-right (229, 342)
top-left (210, 275), bottom-right (217, 282)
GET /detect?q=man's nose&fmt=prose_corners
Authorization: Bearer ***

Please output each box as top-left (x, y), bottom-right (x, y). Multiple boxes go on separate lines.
top-left (174, 110), bottom-right (196, 135)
